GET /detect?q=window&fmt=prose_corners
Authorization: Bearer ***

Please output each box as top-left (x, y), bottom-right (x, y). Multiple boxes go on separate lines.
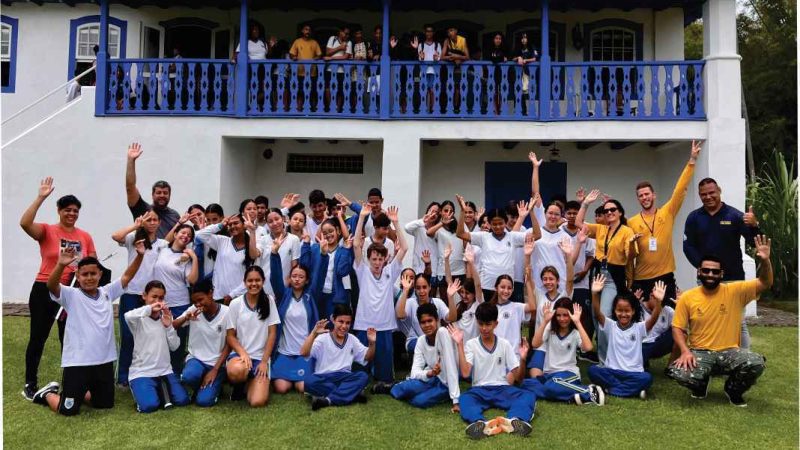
top-left (68, 15), bottom-right (127, 83)
top-left (287, 154), bottom-right (363, 174)
top-left (590, 28), bottom-right (635, 62)
top-left (1, 15), bottom-right (18, 93)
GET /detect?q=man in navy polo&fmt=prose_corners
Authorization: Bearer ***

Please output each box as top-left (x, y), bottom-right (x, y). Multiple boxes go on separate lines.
top-left (683, 177), bottom-right (760, 347)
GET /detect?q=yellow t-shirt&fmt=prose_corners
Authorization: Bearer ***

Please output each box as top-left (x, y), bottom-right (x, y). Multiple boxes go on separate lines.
top-left (446, 35), bottom-right (467, 56)
top-left (629, 162), bottom-right (695, 280)
top-left (289, 38), bottom-right (322, 76)
top-left (672, 280), bottom-right (759, 351)
top-left (586, 223), bottom-right (636, 266)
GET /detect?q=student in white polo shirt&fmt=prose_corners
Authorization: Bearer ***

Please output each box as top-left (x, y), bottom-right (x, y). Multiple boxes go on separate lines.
top-left (255, 208), bottom-right (302, 297)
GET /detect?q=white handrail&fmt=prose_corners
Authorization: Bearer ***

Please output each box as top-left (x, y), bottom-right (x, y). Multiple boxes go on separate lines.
top-left (2, 65), bottom-right (96, 125)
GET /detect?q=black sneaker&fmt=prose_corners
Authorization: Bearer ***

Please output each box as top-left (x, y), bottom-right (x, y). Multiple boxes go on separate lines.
top-left (725, 389), bottom-right (747, 407)
top-left (354, 393), bottom-right (368, 404)
top-left (311, 396), bottom-right (331, 411)
top-left (370, 382), bottom-right (393, 395)
top-left (32, 382), bottom-right (59, 406)
top-left (690, 382), bottom-right (709, 399)
top-left (588, 384), bottom-right (605, 406)
top-left (229, 383), bottom-right (246, 401)
top-left (22, 383), bottom-right (38, 402)
top-left (509, 418), bottom-right (532, 437)
top-left (465, 420), bottom-right (487, 440)
top-left (577, 351), bottom-right (600, 364)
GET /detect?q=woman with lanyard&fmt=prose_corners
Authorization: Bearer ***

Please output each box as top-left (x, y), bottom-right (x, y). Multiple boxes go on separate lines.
top-left (574, 189), bottom-right (638, 364)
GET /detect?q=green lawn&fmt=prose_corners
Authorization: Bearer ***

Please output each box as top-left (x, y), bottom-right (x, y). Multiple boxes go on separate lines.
top-left (3, 316), bottom-right (798, 449)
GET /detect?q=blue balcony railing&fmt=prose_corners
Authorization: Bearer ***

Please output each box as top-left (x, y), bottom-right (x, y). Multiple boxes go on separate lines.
top-left (103, 58), bottom-right (705, 121)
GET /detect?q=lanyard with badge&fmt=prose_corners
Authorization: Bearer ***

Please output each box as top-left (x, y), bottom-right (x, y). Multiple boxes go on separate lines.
top-left (601, 224), bottom-right (622, 269)
top-left (640, 209), bottom-right (658, 252)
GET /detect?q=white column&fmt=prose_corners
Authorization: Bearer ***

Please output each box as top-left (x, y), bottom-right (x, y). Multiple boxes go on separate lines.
top-left (381, 133), bottom-right (422, 266)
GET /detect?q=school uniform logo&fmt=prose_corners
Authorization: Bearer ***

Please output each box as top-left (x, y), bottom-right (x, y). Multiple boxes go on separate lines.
top-left (506, 242), bottom-right (511, 247)
top-left (502, 311), bottom-right (511, 319)
top-left (497, 357), bottom-right (503, 365)
top-left (298, 369), bottom-right (305, 377)
top-left (217, 325), bottom-right (223, 333)
top-left (64, 397), bottom-right (75, 409)
top-left (630, 335), bottom-right (636, 342)
top-left (719, 304), bottom-right (728, 315)
top-left (566, 343), bottom-right (572, 351)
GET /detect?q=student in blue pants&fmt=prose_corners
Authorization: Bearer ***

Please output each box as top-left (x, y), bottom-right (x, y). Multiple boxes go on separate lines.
top-left (300, 304), bottom-right (375, 410)
top-left (521, 299), bottom-right (604, 406)
top-left (588, 276), bottom-right (665, 399)
top-left (448, 303), bottom-right (534, 440)
top-left (297, 217), bottom-right (353, 321)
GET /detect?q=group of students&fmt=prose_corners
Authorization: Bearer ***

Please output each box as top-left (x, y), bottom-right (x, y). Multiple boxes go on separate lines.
top-left (21, 140), bottom-right (773, 439)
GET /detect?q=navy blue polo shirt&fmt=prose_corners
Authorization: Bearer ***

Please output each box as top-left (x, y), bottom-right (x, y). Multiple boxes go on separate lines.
top-left (682, 203), bottom-right (759, 281)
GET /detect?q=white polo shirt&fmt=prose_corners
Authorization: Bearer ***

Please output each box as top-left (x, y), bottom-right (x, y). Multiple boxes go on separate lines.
top-left (180, 304), bottom-right (229, 367)
top-left (353, 258), bottom-right (403, 331)
top-left (402, 297), bottom-right (450, 347)
top-left (465, 335), bottom-right (518, 387)
top-left (310, 333), bottom-right (368, 374)
top-left (540, 324), bottom-right (581, 376)
top-left (600, 319), bottom-right (647, 372)
top-left (256, 232), bottom-right (302, 297)
top-left (495, 301), bottom-right (530, 356)
top-left (468, 231), bottom-right (526, 291)
top-left (125, 304), bottom-right (181, 380)
top-left (409, 328), bottom-right (460, 403)
top-left (226, 295), bottom-right (280, 358)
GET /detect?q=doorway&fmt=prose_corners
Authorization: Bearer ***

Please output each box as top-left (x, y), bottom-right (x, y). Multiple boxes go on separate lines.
top-left (484, 160), bottom-right (566, 227)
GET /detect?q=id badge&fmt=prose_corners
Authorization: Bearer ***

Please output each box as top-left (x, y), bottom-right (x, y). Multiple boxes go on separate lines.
top-left (649, 237), bottom-right (658, 252)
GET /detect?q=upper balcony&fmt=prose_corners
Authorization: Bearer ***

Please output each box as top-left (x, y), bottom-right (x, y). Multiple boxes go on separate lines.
top-left (87, 0), bottom-right (708, 121)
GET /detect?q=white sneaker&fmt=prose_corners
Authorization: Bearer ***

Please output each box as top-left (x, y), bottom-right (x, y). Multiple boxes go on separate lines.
top-left (589, 384), bottom-right (605, 406)
top-left (639, 390), bottom-right (647, 400)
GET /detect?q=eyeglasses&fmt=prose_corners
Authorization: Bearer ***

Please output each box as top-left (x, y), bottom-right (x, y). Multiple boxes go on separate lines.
top-left (602, 207), bottom-right (619, 214)
top-left (699, 268), bottom-right (722, 275)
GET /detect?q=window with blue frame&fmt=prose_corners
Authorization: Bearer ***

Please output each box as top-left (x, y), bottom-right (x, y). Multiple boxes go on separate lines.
top-left (1, 15), bottom-right (18, 93)
top-left (584, 20), bottom-right (644, 109)
top-left (68, 15), bottom-right (126, 85)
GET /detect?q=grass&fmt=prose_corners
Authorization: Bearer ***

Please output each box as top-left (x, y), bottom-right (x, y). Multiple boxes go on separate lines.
top-left (3, 316), bottom-right (798, 449)
top-left (760, 299), bottom-right (798, 314)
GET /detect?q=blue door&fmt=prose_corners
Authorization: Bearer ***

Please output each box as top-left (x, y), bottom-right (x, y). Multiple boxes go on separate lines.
top-left (484, 161), bottom-right (567, 226)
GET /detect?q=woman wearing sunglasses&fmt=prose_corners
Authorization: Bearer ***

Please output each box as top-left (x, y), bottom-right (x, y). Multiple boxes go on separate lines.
top-left (574, 189), bottom-right (638, 364)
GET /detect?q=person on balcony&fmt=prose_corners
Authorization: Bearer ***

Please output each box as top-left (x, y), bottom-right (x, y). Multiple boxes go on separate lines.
top-left (485, 32), bottom-right (508, 115)
top-left (412, 25), bottom-right (441, 114)
top-left (125, 142), bottom-right (180, 238)
top-left (442, 26), bottom-right (470, 112)
top-left (289, 23), bottom-right (322, 111)
top-left (324, 25), bottom-right (353, 112)
top-left (234, 23), bottom-right (269, 110)
top-left (513, 32), bottom-right (538, 115)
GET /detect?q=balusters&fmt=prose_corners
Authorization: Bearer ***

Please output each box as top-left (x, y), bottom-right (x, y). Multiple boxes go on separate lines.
top-left (500, 65), bottom-right (510, 116)
top-left (678, 64), bottom-right (689, 117)
top-left (213, 63), bottom-right (222, 111)
top-left (458, 66), bottom-right (468, 116)
top-left (636, 67), bottom-right (645, 117)
top-left (289, 64), bottom-right (299, 114)
top-left (663, 64), bottom-right (674, 117)
top-left (200, 63), bottom-right (209, 112)
top-left (226, 63), bottom-right (235, 112)
top-left (262, 63), bottom-right (273, 113)
top-left (651, 65), bottom-right (661, 118)
top-left (403, 64), bottom-right (414, 116)
top-left (529, 64), bottom-right (538, 118)
top-left (249, 64), bottom-right (259, 114)
top-left (550, 65), bottom-right (561, 119)
top-left (302, 64), bottom-right (312, 114)
top-left (160, 62), bottom-right (170, 111)
top-left (579, 66), bottom-right (589, 118)
top-left (693, 63), bottom-right (704, 118)
top-left (187, 63), bottom-right (197, 111)
top-left (513, 65), bottom-right (523, 117)
top-left (316, 65), bottom-right (326, 113)
top-left (121, 62), bottom-right (132, 111)
top-left (566, 66), bottom-right (576, 118)
top-left (368, 64), bottom-right (378, 115)
top-left (622, 66), bottom-right (632, 117)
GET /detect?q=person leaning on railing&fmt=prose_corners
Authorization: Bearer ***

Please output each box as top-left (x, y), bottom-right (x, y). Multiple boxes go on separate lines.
top-left (289, 23), bottom-right (323, 110)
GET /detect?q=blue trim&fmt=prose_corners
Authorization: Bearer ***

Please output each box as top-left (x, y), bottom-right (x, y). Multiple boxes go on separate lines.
top-left (538, 0), bottom-right (550, 121)
top-left (1, 15), bottom-right (18, 93)
top-left (583, 19), bottom-right (644, 62)
top-left (378, 0), bottom-right (391, 119)
top-left (234, 0), bottom-right (249, 116)
top-left (69, 14), bottom-right (127, 81)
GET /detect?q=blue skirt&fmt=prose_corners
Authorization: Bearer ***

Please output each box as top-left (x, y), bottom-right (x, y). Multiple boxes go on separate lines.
top-left (272, 353), bottom-right (311, 382)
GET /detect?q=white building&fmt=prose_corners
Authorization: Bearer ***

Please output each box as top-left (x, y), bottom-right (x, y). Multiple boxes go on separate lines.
top-left (1, 0), bottom-right (747, 303)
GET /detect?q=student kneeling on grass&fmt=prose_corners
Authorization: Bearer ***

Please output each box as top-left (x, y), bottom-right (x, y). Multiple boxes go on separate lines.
top-left (447, 303), bottom-right (535, 440)
top-left (32, 245), bottom-right (144, 415)
top-left (586, 276), bottom-right (666, 399)
top-left (173, 278), bottom-right (230, 407)
top-left (125, 280), bottom-right (191, 412)
top-left (390, 303), bottom-right (461, 412)
top-left (300, 304), bottom-right (375, 411)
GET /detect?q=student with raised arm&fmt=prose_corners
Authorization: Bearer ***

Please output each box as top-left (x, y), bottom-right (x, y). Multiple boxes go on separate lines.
top-left (390, 303), bottom-right (461, 411)
top-left (508, 199), bottom-right (537, 303)
top-left (254, 208), bottom-right (302, 297)
top-left (352, 204), bottom-right (408, 392)
top-left (124, 142), bottom-right (180, 238)
top-left (300, 217), bottom-right (354, 320)
top-left (629, 140), bottom-right (702, 303)
top-left (575, 189), bottom-right (638, 363)
top-left (395, 273), bottom-right (459, 354)
top-left (587, 275), bottom-right (662, 399)
top-left (173, 279), bottom-right (230, 407)
top-left (268, 233), bottom-right (325, 394)
top-left (490, 234), bottom-right (537, 359)
top-left (125, 280), bottom-right (191, 413)
top-left (562, 200), bottom-right (598, 362)
top-left (427, 200), bottom-right (465, 299)
top-left (31, 244), bottom-right (144, 415)
top-left (448, 303), bottom-right (535, 440)
top-left (404, 202), bottom-right (441, 281)
top-left (521, 300), bottom-right (604, 406)
top-left (111, 210), bottom-right (167, 386)
top-left (452, 244), bottom-right (485, 343)
top-left (195, 214), bottom-right (259, 304)
top-left (20, 178), bottom-right (97, 400)
top-left (301, 305), bottom-right (375, 410)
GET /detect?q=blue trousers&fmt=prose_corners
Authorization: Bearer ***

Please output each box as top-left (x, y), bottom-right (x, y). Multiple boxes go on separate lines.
top-left (642, 331), bottom-right (674, 362)
top-left (588, 365), bottom-right (652, 397)
top-left (521, 371), bottom-right (592, 403)
top-left (390, 377), bottom-right (450, 408)
top-left (180, 358), bottom-right (226, 407)
top-left (460, 385), bottom-right (536, 423)
top-left (356, 330), bottom-right (394, 383)
top-left (304, 370), bottom-right (369, 406)
top-left (405, 337), bottom-right (418, 354)
top-left (169, 304), bottom-right (190, 377)
top-left (117, 293), bottom-right (143, 384)
top-left (130, 373), bottom-right (190, 413)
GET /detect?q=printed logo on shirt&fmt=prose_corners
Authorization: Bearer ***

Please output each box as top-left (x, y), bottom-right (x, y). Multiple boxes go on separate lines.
top-left (502, 311), bottom-right (511, 319)
top-left (497, 357), bottom-right (503, 365)
top-left (298, 369), bottom-right (305, 377)
top-left (217, 325), bottom-right (223, 333)
top-left (350, 348), bottom-right (354, 355)
top-left (566, 343), bottom-right (572, 351)
top-left (506, 242), bottom-right (511, 247)
top-left (64, 397), bottom-right (75, 409)
top-left (630, 335), bottom-right (636, 342)
top-left (719, 304), bottom-right (728, 315)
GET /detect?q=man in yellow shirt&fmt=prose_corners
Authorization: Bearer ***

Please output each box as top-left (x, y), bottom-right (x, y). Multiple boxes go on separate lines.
top-left (289, 23), bottom-right (323, 110)
top-left (667, 235), bottom-right (772, 407)
top-left (629, 140), bottom-right (701, 304)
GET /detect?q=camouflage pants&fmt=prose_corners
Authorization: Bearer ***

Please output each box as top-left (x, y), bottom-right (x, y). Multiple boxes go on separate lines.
top-left (667, 348), bottom-right (765, 395)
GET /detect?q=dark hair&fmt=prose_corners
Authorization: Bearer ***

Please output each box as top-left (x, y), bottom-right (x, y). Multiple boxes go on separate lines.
top-left (545, 201), bottom-right (563, 215)
top-left (414, 273), bottom-right (431, 288)
top-left (594, 205), bottom-right (605, 216)
top-left (368, 188), bottom-right (383, 199)
top-left (187, 204), bottom-right (205, 214)
top-left (550, 297), bottom-right (576, 333)
top-left (465, 201), bottom-right (478, 212)
top-left (699, 254), bottom-right (725, 271)
top-left (491, 31), bottom-right (505, 47)
top-left (238, 198), bottom-right (256, 214)
top-left (516, 32), bottom-right (531, 52)
top-left (56, 195), bottom-right (82, 210)
top-left (243, 266), bottom-right (271, 320)
top-left (332, 303), bottom-right (353, 319)
top-left (504, 203), bottom-right (519, 219)
top-left (321, 218), bottom-right (341, 235)
top-left (291, 264), bottom-right (312, 286)
top-left (232, 213), bottom-right (255, 267)
top-left (603, 199), bottom-right (627, 226)
top-left (144, 280), bottom-right (166, 294)
top-left (416, 302), bottom-right (439, 322)
top-left (475, 302), bottom-right (498, 323)
top-left (440, 200), bottom-right (457, 233)
top-left (288, 202), bottom-right (306, 216)
top-left (610, 292), bottom-right (641, 323)
top-left (134, 223), bottom-right (154, 250)
top-left (366, 242), bottom-right (388, 259)
top-left (490, 274), bottom-right (514, 304)
top-left (77, 256), bottom-right (101, 270)
top-left (190, 278), bottom-right (214, 295)
top-left (267, 207), bottom-right (284, 220)
top-left (309, 189), bottom-right (326, 205)
top-left (698, 177), bottom-right (718, 188)
top-left (456, 278), bottom-right (477, 321)
top-left (373, 213), bottom-right (391, 228)
top-left (152, 180), bottom-right (171, 193)
top-left (540, 265), bottom-right (560, 281)
top-left (485, 208), bottom-right (508, 223)
top-left (206, 203), bottom-right (224, 217)
top-left (174, 223), bottom-right (196, 242)
top-left (254, 195), bottom-right (269, 207)
top-left (635, 181), bottom-right (654, 192)
top-left (565, 200), bottom-right (582, 212)
top-left (425, 201), bottom-right (441, 214)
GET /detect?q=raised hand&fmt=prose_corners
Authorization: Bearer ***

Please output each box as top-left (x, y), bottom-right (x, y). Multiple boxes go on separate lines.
top-left (690, 139), bottom-right (703, 160)
top-left (334, 193), bottom-right (351, 207)
top-left (523, 233), bottom-right (535, 257)
top-left (517, 199), bottom-right (530, 218)
top-left (422, 210), bottom-right (438, 226)
top-left (133, 239), bottom-right (147, 256)
top-left (280, 193), bottom-right (300, 209)
top-left (743, 206), bottom-right (758, 227)
top-left (127, 142), bottom-right (143, 160)
top-left (519, 338), bottom-right (530, 360)
top-left (386, 206), bottom-right (399, 222)
top-left (463, 244), bottom-right (475, 263)
top-left (187, 305), bottom-right (203, 321)
top-left (58, 246), bottom-right (79, 266)
top-left (651, 280), bottom-right (666, 303)
top-left (421, 249), bottom-right (431, 265)
top-left (271, 233), bottom-right (286, 254)
top-left (575, 187), bottom-right (586, 204)
top-left (443, 243), bottom-right (452, 260)
top-left (190, 211), bottom-right (206, 229)
top-left (528, 151), bottom-right (543, 167)
top-left (317, 234), bottom-right (330, 255)
top-left (242, 213), bottom-right (257, 233)
top-left (591, 274), bottom-right (606, 293)
top-left (583, 189), bottom-right (601, 205)
top-left (455, 194), bottom-right (467, 210)
top-left (446, 323), bottom-right (463, 344)
top-left (570, 303), bottom-right (582, 323)
top-left (441, 209), bottom-right (454, 224)
top-left (578, 225), bottom-right (589, 243)
top-left (359, 202), bottom-right (372, 217)
top-left (178, 212), bottom-right (191, 225)
top-left (476, 206), bottom-right (485, 218)
top-left (628, 233), bottom-right (643, 244)
top-left (532, 193), bottom-right (542, 208)
top-left (400, 274), bottom-right (414, 292)
top-left (38, 177), bottom-right (55, 199)
top-left (313, 319), bottom-right (330, 335)
top-left (343, 236), bottom-right (354, 249)
top-left (410, 35), bottom-right (419, 49)
top-left (558, 237), bottom-right (573, 257)
top-left (301, 228), bottom-right (311, 244)
top-left (447, 278), bottom-right (462, 298)
top-left (132, 214), bottom-right (145, 229)
top-left (754, 235), bottom-right (771, 261)
top-left (366, 327), bottom-right (377, 343)
top-left (542, 302), bottom-right (554, 323)
top-left (389, 36), bottom-right (398, 48)
top-left (632, 288), bottom-right (644, 302)
top-left (160, 305), bottom-right (173, 328)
